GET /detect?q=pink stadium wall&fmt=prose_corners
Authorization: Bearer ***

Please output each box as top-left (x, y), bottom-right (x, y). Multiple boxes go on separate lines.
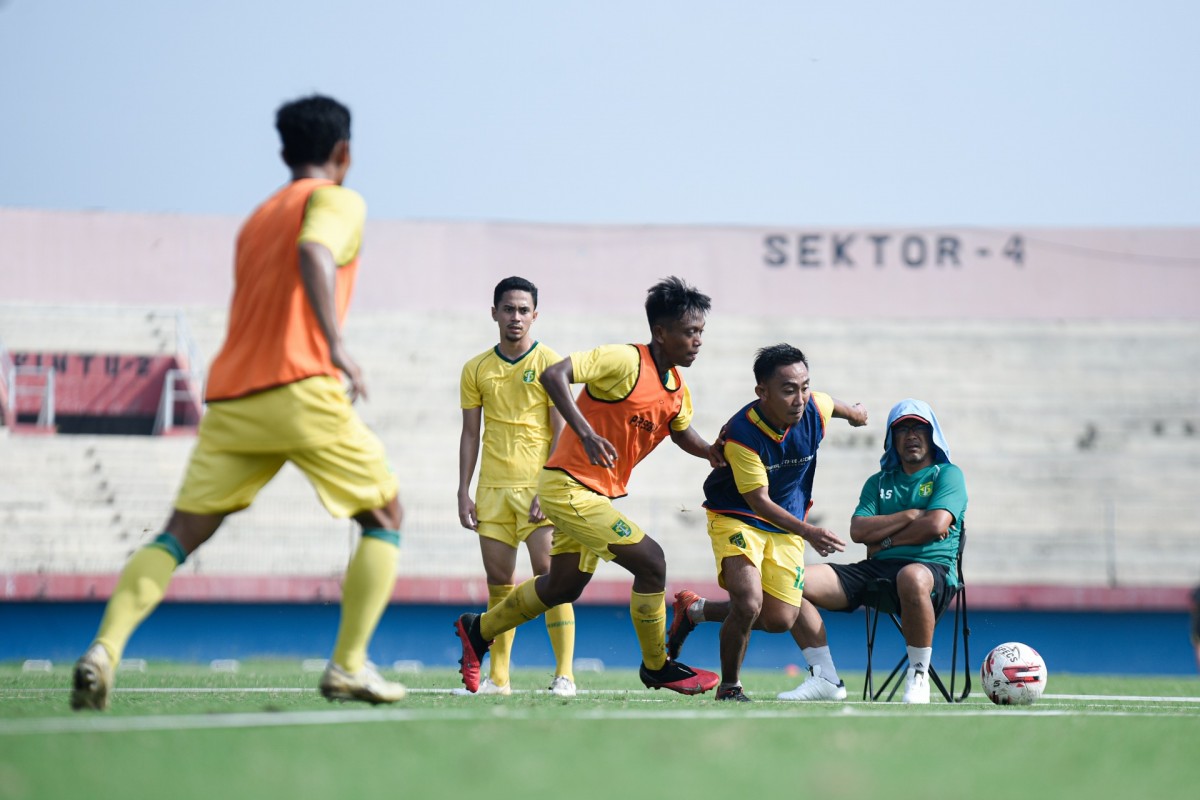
top-left (2, 208), bottom-right (1197, 319)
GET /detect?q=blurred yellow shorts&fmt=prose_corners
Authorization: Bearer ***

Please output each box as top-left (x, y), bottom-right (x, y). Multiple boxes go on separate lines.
top-left (176, 376), bottom-right (398, 518)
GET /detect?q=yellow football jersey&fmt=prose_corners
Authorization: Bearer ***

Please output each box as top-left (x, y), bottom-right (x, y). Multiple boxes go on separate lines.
top-left (569, 343), bottom-right (694, 432)
top-left (297, 184), bottom-right (365, 267)
top-left (461, 342), bottom-right (562, 488)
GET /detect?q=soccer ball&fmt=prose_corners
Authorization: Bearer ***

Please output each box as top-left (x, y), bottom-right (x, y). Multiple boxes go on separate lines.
top-left (981, 642), bottom-right (1048, 706)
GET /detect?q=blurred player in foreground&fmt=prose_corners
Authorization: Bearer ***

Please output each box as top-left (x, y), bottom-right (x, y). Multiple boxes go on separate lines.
top-left (71, 95), bottom-right (406, 710)
top-left (455, 276), bottom-right (725, 695)
top-left (665, 344), bottom-right (867, 700)
top-left (457, 276), bottom-right (576, 697)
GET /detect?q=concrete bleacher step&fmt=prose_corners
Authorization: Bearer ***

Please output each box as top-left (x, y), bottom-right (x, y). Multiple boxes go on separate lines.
top-left (2, 309), bottom-right (1198, 589)
top-left (0, 306), bottom-right (186, 355)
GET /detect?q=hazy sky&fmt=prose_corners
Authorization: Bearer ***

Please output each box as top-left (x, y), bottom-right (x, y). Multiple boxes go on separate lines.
top-left (1, 1), bottom-right (1197, 227)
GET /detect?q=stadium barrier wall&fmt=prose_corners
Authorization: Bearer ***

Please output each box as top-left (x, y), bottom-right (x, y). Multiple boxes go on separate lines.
top-left (1, 572), bottom-right (1191, 612)
top-left (3, 599), bottom-right (1195, 676)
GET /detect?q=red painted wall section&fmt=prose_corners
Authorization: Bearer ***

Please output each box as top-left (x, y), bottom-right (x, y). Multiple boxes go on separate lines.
top-left (9, 352), bottom-right (192, 419)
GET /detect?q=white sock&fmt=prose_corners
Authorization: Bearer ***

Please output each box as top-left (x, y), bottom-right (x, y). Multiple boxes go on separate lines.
top-left (687, 598), bottom-right (706, 623)
top-left (907, 646), bottom-right (932, 674)
top-left (801, 646), bottom-right (840, 685)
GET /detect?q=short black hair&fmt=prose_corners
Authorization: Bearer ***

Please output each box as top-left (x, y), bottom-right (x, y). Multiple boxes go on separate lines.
top-left (645, 276), bottom-right (711, 328)
top-left (753, 343), bottom-right (808, 385)
top-left (275, 95), bottom-right (351, 168)
top-left (493, 276), bottom-right (539, 308)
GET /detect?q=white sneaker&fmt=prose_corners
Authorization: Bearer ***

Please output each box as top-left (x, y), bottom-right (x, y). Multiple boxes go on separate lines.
top-left (70, 643), bottom-right (114, 711)
top-left (548, 675), bottom-right (577, 698)
top-left (477, 677), bottom-right (513, 696)
top-left (319, 661), bottom-right (407, 704)
top-left (777, 664), bottom-right (847, 701)
top-left (902, 667), bottom-right (930, 704)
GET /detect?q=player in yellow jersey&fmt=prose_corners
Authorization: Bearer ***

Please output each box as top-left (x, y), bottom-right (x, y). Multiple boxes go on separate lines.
top-left (455, 276), bottom-right (725, 695)
top-left (457, 276), bottom-right (577, 697)
top-left (663, 344), bottom-right (868, 701)
top-left (69, 95), bottom-right (406, 710)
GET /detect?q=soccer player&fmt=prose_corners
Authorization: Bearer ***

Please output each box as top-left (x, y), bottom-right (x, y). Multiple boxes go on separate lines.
top-left (457, 276), bottom-right (577, 697)
top-left (777, 398), bottom-right (967, 704)
top-left (69, 95), bottom-right (407, 710)
top-left (665, 344), bottom-right (867, 701)
top-left (454, 276), bottom-right (724, 695)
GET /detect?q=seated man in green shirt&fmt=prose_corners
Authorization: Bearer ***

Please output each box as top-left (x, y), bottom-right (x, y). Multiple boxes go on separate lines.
top-left (777, 398), bottom-right (967, 704)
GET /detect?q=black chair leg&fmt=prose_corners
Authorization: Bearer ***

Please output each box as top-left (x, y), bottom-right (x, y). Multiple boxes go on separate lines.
top-left (879, 655), bottom-right (908, 702)
top-left (863, 607), bottom-right (878, 701)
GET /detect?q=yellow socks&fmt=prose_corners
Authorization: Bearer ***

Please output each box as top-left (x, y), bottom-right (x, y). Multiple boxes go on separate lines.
top-left (94, 545), bottom-right (178, 665)
top-left (486, 584), bottom-right (516, 687)
top-left (630, 590), bottom-right (667, 671)
top-left (480, 578), bottom-right (549, 641)
top-left (545, 603), bottom-right (576, 680)
top-left (485, 584), bottom-right (575, 684)
top-left (331, 532), bottom-right (399, 674)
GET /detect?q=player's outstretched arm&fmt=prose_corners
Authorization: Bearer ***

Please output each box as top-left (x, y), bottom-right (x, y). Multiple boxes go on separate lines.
top-left (457, 407), bottom-right (482, 530)
top-left (298, 240), bottom-right (366, 401)
top-left (669, 426), bottom-right (726, 468)
top-left (741, 486), bottom-right (846, 558)
top-left (541, 358), bottom-right (618, 468)
top-left (829, 397), bottom-right (868, 427)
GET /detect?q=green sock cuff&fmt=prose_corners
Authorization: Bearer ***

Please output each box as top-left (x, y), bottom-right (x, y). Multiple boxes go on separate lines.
top-left (361, 528), bottom-right (400, 547)
top-left (150, 532), bottom-right (187, 565)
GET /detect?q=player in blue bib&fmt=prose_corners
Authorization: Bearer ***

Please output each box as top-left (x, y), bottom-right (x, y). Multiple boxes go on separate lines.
top-left (666, 343), bottom-right (868, 701)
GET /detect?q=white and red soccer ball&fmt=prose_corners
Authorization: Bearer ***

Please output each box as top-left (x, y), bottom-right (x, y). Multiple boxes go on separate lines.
top-left (981, 642), bottom-right (1048, 705)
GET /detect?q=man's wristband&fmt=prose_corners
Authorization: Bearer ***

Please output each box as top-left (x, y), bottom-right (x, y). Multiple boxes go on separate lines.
top-left (880, 535), bottom-right (893, 550)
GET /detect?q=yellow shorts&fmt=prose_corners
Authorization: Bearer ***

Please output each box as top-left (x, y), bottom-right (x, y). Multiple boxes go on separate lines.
top-left (176, 376), bottom-right (398, 518)
top-left (538, 469), bottom-right (646, 575)
top-left (707, 511), bottom-right (806, 607)
top-left (475, 485), bottom-right (553, 547)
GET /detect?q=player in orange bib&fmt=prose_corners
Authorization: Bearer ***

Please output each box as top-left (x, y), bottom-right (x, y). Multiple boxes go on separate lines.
top-left (70, 95), bottom-right (406, 710)
top-left (455, 276), bottom-right (725, 695)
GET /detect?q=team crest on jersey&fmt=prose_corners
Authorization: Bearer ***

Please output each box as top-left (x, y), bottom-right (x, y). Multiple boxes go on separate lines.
top-left (729, 532), bottom-right (747, 549)
top-left (919, 482), bottom-right (934, 498)
top-left (522, 369), bottom-right (536, 383)
top-left (611, 519), bottom-right (633, 538)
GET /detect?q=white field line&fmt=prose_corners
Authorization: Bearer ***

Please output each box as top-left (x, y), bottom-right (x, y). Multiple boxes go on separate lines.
top-left (2, 694), bottom-right (1198, 736)
top-left (1044, 693), bottom-right (1200, 703)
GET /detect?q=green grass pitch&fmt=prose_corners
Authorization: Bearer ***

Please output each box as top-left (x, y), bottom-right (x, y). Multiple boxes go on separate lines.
top-left (2, 662), bottom-right (1198, 800)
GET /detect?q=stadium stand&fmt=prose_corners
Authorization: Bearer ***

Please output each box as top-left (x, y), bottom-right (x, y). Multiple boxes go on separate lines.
top-left (1, 212), bottom-right (1196, 608)
top-left (2, 304), bottom-right (1197, 603)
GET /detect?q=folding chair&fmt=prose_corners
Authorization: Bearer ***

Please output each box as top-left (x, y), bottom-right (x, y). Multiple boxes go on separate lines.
top-left (861, 524), bottom-right (970, 702)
